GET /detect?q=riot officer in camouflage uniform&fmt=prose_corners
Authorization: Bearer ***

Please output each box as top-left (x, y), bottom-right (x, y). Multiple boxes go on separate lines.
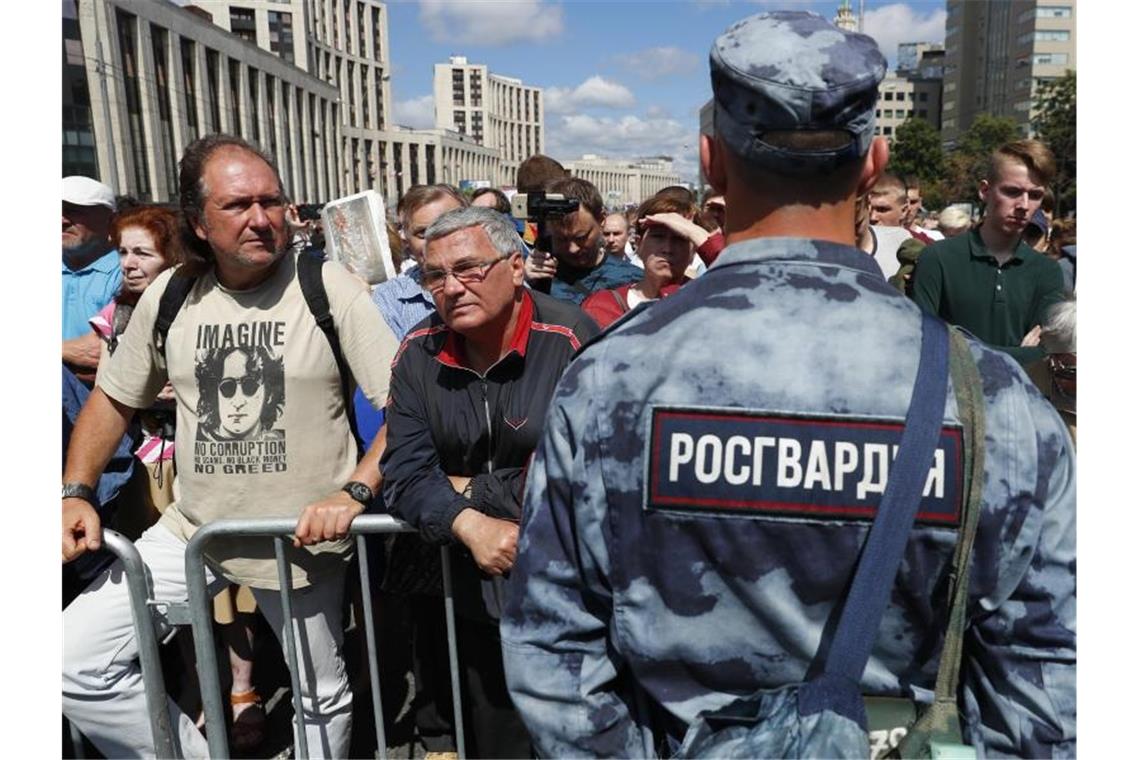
top-left (501, 11), bottom-right (1075, 759)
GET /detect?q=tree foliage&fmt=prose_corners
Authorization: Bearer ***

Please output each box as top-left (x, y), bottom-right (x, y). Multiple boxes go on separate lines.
top-left (923, 114), bottom-right (1021, 209)
top-left (888, 118), bottom-right (945, 184)
top-left (1032, 70), bottom-right (1076, 215)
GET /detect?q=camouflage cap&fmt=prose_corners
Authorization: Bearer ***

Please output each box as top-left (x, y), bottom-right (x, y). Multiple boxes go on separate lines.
top-left (710, 11), bottom-right (886, 175)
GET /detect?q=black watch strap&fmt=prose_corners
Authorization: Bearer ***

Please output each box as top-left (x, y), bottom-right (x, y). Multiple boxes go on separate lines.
top-left (341, 481), bottom-right (374, 506)
top-left (62, 482), bottom-right (99, 508)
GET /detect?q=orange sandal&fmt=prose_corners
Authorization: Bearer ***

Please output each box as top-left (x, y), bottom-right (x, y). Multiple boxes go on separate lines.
top-left (230, 689), bottom-right (266, 752)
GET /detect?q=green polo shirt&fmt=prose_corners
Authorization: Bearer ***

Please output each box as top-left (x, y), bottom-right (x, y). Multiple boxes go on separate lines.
top-left (911, 227), bottom-right (1063, 364)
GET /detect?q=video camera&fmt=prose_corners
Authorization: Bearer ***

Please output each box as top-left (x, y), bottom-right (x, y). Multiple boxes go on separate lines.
top-left (510, 192), bottom-right (579, 293)
top-left (297, 203), bottom-right (324, 223)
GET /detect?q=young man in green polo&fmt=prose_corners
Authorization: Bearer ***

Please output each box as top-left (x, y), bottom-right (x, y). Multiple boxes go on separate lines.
top-left (911, 139), bottom-right (1064, 365)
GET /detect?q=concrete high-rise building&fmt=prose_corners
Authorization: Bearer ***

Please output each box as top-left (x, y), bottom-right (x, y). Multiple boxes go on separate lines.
top-left (433, 56), bottom-right (543, 188)
top-left (64, 1), bottom-right (100, 179)
top-left (898, 42), bottom-right (944, 75)
top-left (68, 0), bottom-right (343, 203)
top-left (561, 155), bottom-right (681, 208)
top-left (191, 0), bottom-right (396, 201)
top-left (942, 0), bottom-right (1076, 145)
top-left (874, 73), bottom-right (943, 141)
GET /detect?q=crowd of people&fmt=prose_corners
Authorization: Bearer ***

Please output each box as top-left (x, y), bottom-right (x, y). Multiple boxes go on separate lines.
top-left (61, 9), bottom-right (1075, 760)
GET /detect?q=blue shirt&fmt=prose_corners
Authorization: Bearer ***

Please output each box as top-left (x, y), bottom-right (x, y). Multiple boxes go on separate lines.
top-left (549, 253), bottom-right (643, 305)
top-left (370, 265), bottom-right (436, 341)
top-left (62, 248), bottom-right (122, 340)
top-left (357, 266), bottom-right (435, 449)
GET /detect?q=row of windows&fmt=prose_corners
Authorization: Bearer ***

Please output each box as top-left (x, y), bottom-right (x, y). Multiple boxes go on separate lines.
top-left (1017, 29), bottom-right (1071, 45)
top-left (875, 109), bottom-right (930, 120)
top-left (881, 91), bottom-right (930, 103)
top-left (1021, 52), bottom-right (1069, 66)
top-left (1019, 6), bottom-right (1073, 24)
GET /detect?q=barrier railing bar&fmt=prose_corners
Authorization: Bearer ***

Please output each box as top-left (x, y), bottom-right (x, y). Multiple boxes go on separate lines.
top-left (440, 545), bottom-right (467, 759)
top-left (355, 535), bottom-right (388, 758)
top-left (274, 536), bottom-right (311, 760)
top-left (186, 528), bottom-right (230, 760)
top-left (101, 529), bottom-right (177, 759)
top-left (185, 515), bottom-right (423, 759)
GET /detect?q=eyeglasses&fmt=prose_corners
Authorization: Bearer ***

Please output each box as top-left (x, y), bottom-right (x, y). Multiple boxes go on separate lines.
top-left (220, 376), bottom-right (260, 399)
top-left (421, 257), bottom-right (504, 293)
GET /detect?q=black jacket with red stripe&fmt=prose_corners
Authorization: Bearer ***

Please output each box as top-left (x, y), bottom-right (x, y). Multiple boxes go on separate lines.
top-left (381, 289), bottom-right (599, 617)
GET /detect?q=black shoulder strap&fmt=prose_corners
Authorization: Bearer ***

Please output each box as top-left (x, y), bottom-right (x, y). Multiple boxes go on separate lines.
top-left (298, 249), bottom-right (364, 457)
top-left (154, 272), bottom-right (197, 359)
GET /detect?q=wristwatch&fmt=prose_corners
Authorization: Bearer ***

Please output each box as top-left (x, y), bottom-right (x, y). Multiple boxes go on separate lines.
top-left (341, 481), bottom-right (374, 506)
top-left (62, 482), bottom-right (99, 508)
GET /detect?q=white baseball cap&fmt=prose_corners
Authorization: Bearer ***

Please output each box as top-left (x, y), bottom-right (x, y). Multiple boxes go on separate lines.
top-left (62, 176), bottom-right (117, 211)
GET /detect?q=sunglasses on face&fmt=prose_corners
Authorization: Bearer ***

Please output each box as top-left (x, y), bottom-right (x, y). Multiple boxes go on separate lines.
top-left (421, 257), bottom-right (503, 294)
top-left (220, 376), bottom-right (261, 399)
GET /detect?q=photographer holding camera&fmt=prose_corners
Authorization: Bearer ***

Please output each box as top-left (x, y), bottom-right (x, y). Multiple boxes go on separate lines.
top-left (522, 177), bottom-right (642, 305)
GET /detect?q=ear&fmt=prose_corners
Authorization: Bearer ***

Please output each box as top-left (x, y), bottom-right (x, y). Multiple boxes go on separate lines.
top-left (700, 134), bottom-right (727, 196)
top-left (509, 251), bottom-right (526, 287)
top-left (855, 137), bottom-right (889, 197)
top-left (191, 213), bottom-right (209, 242)
top-left (978, 179), bottom-right (990, 205)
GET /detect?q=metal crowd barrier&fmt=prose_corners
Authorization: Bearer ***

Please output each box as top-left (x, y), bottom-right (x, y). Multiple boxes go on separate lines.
top-left (184, 514), bottom-right (468, 760)
top-left (98, 529), bottom-right (179, 759)
top-left (78, 517), bottom-right (468, 759)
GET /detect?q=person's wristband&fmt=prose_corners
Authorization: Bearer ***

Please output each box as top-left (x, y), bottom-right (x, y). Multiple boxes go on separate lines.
top-left (62, 482), bottom-right (99, 508)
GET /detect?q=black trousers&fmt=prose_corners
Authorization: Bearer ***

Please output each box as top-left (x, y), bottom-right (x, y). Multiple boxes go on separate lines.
top-left (411, 596), bottom-right (531, 758)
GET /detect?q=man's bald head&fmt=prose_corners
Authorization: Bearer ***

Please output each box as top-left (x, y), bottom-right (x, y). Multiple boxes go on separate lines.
top-left (601, 213), bottom-right (631, 256)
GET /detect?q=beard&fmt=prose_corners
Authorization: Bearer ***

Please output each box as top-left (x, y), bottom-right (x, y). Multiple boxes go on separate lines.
top-left (62, 234), bottom-right (111, 268)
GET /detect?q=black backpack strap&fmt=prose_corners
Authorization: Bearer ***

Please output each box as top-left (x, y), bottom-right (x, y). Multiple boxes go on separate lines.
top-left (297, 249), bottom-right (364, 458)
top-left (154, 272), bottom-right (197, 360)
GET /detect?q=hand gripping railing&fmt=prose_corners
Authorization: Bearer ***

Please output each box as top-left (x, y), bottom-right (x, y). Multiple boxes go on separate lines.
top-left (184, 515), bottom-right (469, 760)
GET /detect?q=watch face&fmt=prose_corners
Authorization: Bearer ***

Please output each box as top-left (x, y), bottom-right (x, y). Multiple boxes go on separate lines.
top-left (344, 482), bottom-right (372, 504)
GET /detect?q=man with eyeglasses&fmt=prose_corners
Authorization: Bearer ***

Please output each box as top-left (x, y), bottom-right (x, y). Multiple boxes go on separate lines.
top-left (381, 206), bottom-right (598, 757)
top-left (912, 139), bottom-right (1065, 365)
top-left (62, 135), bottom-right (399, 758)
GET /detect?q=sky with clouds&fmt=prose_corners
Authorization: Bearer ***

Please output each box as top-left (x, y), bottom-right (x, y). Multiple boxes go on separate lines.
top-left (386, 1), bottom-right (949, 184)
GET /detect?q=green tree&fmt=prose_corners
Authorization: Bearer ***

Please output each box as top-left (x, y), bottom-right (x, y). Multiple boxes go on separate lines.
top-left (1032, 70), bottom-right (1076, 215)
top-left (889, 118), bottom-right (945, 185)
top-left (941, 114), bottom-right (1022, 204)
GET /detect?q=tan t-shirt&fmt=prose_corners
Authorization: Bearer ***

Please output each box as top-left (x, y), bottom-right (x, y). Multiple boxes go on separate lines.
top-left (98, 252), bottom-right (398, 588)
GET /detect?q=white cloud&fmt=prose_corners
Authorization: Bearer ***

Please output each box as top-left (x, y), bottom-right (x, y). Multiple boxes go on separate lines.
top-left (393, 94), bottom-right (435, 129)
top-left (612, 47), bottom-right (701, 80)
top-left (418, 0), bottom-right (563, 46)
top-left (544, 113), bottom-right (700, 184)
top-left (645, 105), bottom-right (669, 119)
top-left (862, 4), bottom-right (947, 67)
top-left (545, 76), bottom-right (636, 114)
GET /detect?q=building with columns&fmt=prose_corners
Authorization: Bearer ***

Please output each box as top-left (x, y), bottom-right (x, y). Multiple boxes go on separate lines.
top-left (382, 127), bottom-right (501, 201)
top-left (190, 0), bottom-right (396, 202)
top-left (67, 0), bottom-right (343, 203)
top-left (433, 55), bottom-right (543, 188)
top-left (562, 155), bottom-right (682, 208)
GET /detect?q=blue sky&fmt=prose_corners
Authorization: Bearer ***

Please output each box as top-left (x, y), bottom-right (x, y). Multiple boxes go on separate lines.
top-left (385, 0), bottom-right (949, 183)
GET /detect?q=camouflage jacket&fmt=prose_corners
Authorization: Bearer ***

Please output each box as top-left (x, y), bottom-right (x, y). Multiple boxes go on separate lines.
top-left (502, 237), bottom-right (1075, 758)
